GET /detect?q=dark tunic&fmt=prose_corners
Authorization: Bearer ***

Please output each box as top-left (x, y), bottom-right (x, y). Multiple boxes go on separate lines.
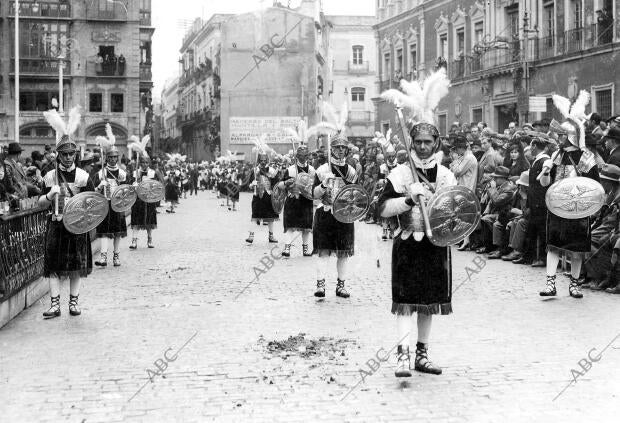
top-left (312, 162), bottom-right (356, 257)
top-left (165, 173), bottom-right (179, 204)
top-left (43, 168), bottom-right (94, 278)
top-left (251, 166), bottom-right (280, 222)
top-left (282, 164), bottom-right (314, 231)
top-left (378, 165), bottom-right (453, 316)
top-left (547, 150), bottom-right (600, 257)
top-left (92, 168), bottom-right (128, 238)
top-left (130, 169), bottom-right (158, 230)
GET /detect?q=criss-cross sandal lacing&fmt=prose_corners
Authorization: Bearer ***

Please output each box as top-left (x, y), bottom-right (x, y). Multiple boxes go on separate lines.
top-left (395, 345), bottom-right (412, 377)
top-left (68, 295), bottom-right (81, 316)
top-left (336, 279), bottom-right (350, 298)
top-left (539, 275), bottom-right (557, 296)
top-left (302, 244), bottom-right (312, 256)
top-left (569, 275), bottom-right (583, 298)
top-left (43, 295), bottom-right (61, 319)
top-left (314, 279), bottom-right (325, 297)
top-left (414, 342), bottom-right (442, 375)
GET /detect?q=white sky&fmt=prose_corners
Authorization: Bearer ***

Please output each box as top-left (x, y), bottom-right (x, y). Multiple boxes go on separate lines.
top-left (152, 0), bottom-right (375, 98)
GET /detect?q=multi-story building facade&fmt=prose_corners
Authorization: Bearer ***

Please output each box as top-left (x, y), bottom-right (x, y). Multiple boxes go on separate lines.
top-left (220, 0), bottom-right (331, 157)
top-left (374, 0), bottom-right (619, 134)
top-left (158, 77), bottom-right (179, 152)
top-left (176, 14), bottom-right (229, 161)
top-left (0, 0), bottom-right (154, 155)
top-left (328, 15), bottom-right (377, 146)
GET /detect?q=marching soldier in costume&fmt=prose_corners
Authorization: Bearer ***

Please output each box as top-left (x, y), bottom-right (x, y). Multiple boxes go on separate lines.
top-left (40, 107), bottom-right (94, 318)
top-left (280, 144), bottom-right (315, 257)
top-left (93, 124), bottom-right (128, 267)
top-left (380, 68), bottom-right (455, 377)
top-left (539, 91), bottom-right (601, 299)
top-left (246, 136), bottom-right (280, 244)
top-left (129, 156), bottom-right (160, 249)
top-left (313, 133), bottom-right (358, 298)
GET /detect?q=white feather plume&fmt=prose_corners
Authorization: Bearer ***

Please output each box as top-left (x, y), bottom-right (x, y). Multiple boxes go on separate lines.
top-left (386, 128), bottom-right (392, 143)
top-left (380, 89), bottom-right (417, 110)
top-left (96, 135), bottom-right (111, 150)
top-left (420, 68), bottom-right (450, 124)
top-left (285, 127), bottom-right (301, 142)
top-left (42, 109), bottom-right (68, 144)
top-left (104, 123), bottom-right (116, 147)
top-left (337, 101), bottom-right (348, 131)
top-left (51, 98), bottom-right (59, 109)
top-left (306, 122), bottom-right (338, 139)
top-left (66, 106), bottom-right (81, 136)
top-left (552, 95), bottom-right (571, 119)
top-left (399, 79), bottom-right (423, 112)
top-left (570, 90), bottom-right (590, 121)
top-left (322, 103), bottom-right (340, 128)
top-left (297, 120), bottom-right (307, 144)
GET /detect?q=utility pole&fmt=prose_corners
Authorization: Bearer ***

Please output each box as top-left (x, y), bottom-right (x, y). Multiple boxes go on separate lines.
top-left (520, 10), bottom-right (538, 124)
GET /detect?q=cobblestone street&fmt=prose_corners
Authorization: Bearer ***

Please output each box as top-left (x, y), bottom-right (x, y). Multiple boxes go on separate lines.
top-left (1, 191), bottom-right (619, 422)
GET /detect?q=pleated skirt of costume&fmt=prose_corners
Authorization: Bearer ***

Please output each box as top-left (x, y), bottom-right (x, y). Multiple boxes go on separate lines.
top-left (44, 219), bottom-right (92, 278)
top-left (312, 207), bottom-right (354, 257)
top-left (546, 213), bottom-right (591, 258)
top-left (96, 202), bottom-right (127, 238)
top-left (391, 235), bottom-right (452, 315)
top-left (165, 183), bottom-right (179, 204)
top-left (227, 183), bottom-right (240, 201)
top-left (251, 194), bottom-right (279, 222)
top-left (283, 196), bottom-right (313, 231)
top-left (130, 198), bottom-right (157, 230)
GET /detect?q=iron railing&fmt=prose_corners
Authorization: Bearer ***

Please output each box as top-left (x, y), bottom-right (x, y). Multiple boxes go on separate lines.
top-left (348, 110), bottom-right (372, 122)
top-left (9, 1), bottom-right (71, 18)
top-left (348, 61), bottom-right (370, 74)
top-left (140, 63), bottom-right (152, 81)
top-left (11, 58), bottom-right (70, 74)
top-left (0, 207), bottom-right (48, 301)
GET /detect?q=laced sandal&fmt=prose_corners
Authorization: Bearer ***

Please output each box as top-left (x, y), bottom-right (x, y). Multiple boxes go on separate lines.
top-left (281, 244), bottom-right (291, 257)
top-left (68, 295), bottom-right (81, 316)
top-left (395, 345), bottom-right (412, 377)
top-left (314, 279), bottom-right (326, 297)
top-left (95, 252), bottom-right (108, 267)
top-left (336, 279), bottom-right (350, 298)
top-left (113, 252), bottom-right (121, 267)
top-left (43, 295), bottom-right (61, 319)
top-left (129, 238), bottom-right (138, 250)
top-left (147, 237), bottom-right (154, 248)
top-left (569, 276), bottom-right (583, 298)
top-left (414, 342), bottom-right (442, 375)
top-left (381, 228), bottom-right (388, 241)
top-left (302, 244), bottom-right (312, 257)
top-left (539, 275), bottom-right (557, 296)
top-left (268, 232), bottom-right (278, 243)
top-left (246, 232), bottom-right (254, 244)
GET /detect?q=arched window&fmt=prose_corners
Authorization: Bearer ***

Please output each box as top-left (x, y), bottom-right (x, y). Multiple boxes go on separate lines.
top-left (352, 45), bottom-right (364, 64)
top-left (351, 87), bottom-right (365, 102)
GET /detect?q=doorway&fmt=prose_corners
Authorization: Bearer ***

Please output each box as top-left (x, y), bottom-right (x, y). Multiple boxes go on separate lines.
top-left (496, 103), bottom-right (518, 133)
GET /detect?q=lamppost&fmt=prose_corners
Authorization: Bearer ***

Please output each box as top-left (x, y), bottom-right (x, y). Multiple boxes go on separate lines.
top-left (520, 10), bottom-right (539, 123)
top-left (14, 0), bottom-right (40, 145)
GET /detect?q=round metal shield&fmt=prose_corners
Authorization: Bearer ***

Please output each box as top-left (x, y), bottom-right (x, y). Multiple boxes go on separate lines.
top-left (332, 184), bottom-right (370, 223)
top-left (111, 184), bottom-right (137, 213)
top-left (426, 186), bottom-right (481, 247)
top-left (62, 191), bottom-right (110, 235)
top-left (136, 180), bottom-right (165, 203)
top-left (545, 176), bottom-right (605, 219)
top-left (296, 173), bottom-right (314, 200)
top-left (271, 182), bottom-right (287, 214)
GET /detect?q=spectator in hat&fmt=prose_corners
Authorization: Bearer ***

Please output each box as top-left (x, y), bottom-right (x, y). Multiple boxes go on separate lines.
top-left (500, 170), bottom-right (530, 262)
top-left (477, 166), bottom-right (517, 256)
top-left (583, 166), bottom-right (620, 293)
top-left (3, 142), bottom-right (29, 201)
top-left (603, 127), bottom-right (620, 167)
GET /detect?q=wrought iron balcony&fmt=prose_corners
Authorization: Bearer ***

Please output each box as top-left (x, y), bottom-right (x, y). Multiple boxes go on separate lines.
top-left (9, 1), bottom-right (71, 18)
top-left (348, 61), bottom-right (370, 74)
top-left (140, 63), bottom-right (152, 81)
top-left (86, 0), bottom-right (128, 21)
top-left (10, 58), bottom-right (70, 75)
top-left (348, 110), bottom-right (372, 123)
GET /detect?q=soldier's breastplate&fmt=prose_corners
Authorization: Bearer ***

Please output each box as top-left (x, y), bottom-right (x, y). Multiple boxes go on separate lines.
top-left (555, 164), bottom-right (577, 182)
top-left (58, 182), bottom-right (78, 210)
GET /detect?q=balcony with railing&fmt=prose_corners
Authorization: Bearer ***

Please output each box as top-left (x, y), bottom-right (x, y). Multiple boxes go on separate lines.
top-left (85, 59), bottom-right (126, 78)
top-left (10, 58), bottom-right (70, 75)
top-left (140, 63), bottom-right (152, 81)
top-left (86, 1), bottom-right (128, 21)
top-left (348, 110), bottom-right (372, 123)
top-left (348, 61), bottom-right (370, 74)
top-left (9, 1), bottom-right (71, 18)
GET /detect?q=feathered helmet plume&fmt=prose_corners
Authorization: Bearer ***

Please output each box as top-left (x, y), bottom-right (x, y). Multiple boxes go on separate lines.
top-left (128, 134), bottom-right (151, 159)
top-left (550, 90), bottom-right (590, 149)
top-left (43, 106), bottom-right (82, 152)
top-left (95, 123), bottom-right (120, 157)
top-left (380, 68), bottom-right (451, 140)
top-left (251, 133), bottom-right (275, 164)
top-left (285, 120), bottom-right (310, 156)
